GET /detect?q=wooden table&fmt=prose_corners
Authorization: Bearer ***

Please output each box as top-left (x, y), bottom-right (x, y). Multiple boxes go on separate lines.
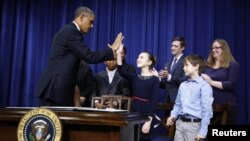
top-left (0, 107), bottom-right (148, 141)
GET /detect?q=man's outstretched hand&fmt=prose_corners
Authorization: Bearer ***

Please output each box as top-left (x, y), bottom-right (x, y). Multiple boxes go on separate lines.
top-left (108, 32), bottom-right (124, 52)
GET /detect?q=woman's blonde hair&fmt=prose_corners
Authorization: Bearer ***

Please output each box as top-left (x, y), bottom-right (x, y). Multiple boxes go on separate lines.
top-left (207, 39), bottom-right (236, 68)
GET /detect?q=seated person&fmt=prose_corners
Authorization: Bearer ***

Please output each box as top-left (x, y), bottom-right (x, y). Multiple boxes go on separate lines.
top-left (93, 59), bottom-right (130, 97)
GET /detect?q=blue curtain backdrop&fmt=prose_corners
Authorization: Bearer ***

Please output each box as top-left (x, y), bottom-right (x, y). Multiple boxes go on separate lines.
top-left (0, 0), bottom-right (249, 124)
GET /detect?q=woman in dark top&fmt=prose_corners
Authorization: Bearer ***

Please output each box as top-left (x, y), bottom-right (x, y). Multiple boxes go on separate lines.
top-left (117, 45), bottom-right (159, 141)
top-left (201, 39), bottom-right (240, 124)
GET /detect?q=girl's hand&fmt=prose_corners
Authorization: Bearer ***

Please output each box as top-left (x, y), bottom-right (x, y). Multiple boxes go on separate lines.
top-left (166, 116), bottom-right (175, 126)
top-left (116, 44), bottom-right (124, 65)
top-left (142, 120), bottom-right (151, 134)
top-left (142, 116), bottom-right (152, 134)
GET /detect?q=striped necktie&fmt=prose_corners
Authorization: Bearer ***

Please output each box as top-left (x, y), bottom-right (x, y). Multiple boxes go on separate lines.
top-left (171, 58), bottom-right (177, 72)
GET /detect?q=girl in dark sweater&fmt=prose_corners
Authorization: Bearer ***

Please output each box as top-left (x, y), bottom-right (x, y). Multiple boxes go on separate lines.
top-left (117, 45), bottom-right (159, 141)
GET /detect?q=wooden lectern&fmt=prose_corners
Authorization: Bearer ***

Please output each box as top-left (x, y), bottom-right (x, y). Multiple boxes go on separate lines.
top-left (0, 107), bottom-right (148, 141)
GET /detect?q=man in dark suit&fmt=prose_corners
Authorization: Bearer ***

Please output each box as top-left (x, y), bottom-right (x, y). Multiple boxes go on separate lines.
top-left (35, 7), bottom-right (123, 106)
top-left (74, 61), bottom-right (94, 107)
top-left (159, 37), bottom-right (188, 103)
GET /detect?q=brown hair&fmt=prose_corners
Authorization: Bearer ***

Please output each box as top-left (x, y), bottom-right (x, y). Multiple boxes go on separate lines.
top-left (207, 39), bottom-right (236, 68)
top-left (183, 54), bottom-right (205, 75)
top-left (144, 52), bottom-right (156, 70)
top-left (172, 36), bottom-right (186, 48)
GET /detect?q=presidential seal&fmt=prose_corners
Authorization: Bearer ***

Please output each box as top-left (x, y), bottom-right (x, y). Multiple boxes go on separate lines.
top-left (17, 108), bottom-right (62, 141)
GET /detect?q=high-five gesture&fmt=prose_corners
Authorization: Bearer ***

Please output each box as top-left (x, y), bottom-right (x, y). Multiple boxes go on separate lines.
top-left (108, 32), bottom-right (124, 52)
top-left (116, 44), bottom-right (124, 65)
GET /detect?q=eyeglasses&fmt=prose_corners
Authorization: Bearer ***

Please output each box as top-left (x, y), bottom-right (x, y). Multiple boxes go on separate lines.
top-left (212, 46), bottom-right (222, 50)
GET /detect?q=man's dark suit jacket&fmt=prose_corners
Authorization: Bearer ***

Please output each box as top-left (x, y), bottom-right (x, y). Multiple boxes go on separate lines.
top-left (93, 70), bottom-right (130, 96)
top-left (76, 62), bottom-right (94, 107)
top-left (35, 23), bottom-right (114, 106)
top-left (160, 55), bottom-right (187, 102)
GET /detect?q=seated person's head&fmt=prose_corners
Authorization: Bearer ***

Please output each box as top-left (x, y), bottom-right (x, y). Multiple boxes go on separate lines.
top-left (104, 60), bottom-right (117, 71)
